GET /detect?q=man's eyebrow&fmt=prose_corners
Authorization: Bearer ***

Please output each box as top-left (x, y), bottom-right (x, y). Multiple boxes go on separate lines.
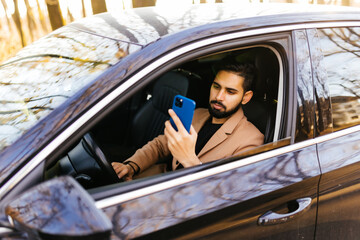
top-left (226, 87), bottom-right (239, 93)
top-left (213, 81), bottom-right (220, 86)
top-left (213, 81), bottom-right (239, 92)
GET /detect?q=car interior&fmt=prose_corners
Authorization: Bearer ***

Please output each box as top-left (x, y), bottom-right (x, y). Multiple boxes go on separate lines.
top-left (44, 45), bottom-right (282, 189)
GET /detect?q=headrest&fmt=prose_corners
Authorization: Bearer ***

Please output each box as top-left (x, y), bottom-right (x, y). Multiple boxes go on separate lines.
top-left (152, 71), bottom-right (189, 112)
top-left (254, 49), bottom-right (279, 100)
top-left (243, 99), bottom-right (268, 135)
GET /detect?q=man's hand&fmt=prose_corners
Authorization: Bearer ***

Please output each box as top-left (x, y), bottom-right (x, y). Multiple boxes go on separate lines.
top-left (164, 109), bottom-right (201, 167)
top-left (111, 162), bottom-right (134, 181)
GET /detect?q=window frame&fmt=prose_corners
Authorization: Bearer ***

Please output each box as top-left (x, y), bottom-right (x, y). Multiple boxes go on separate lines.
top-left (88, 34), bottom-right (292, 204)
top-left (0, 26), bottom-right (300, 205)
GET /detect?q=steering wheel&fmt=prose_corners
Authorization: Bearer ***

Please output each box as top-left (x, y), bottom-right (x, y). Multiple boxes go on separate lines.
top-left (82, 133), bottom-right (120, 183)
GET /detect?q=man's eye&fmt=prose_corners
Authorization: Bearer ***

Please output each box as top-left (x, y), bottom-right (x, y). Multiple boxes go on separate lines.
top-left (212, 84), bottom-right (220, 89)
top-left (227, 90), bottom-right (236, 94)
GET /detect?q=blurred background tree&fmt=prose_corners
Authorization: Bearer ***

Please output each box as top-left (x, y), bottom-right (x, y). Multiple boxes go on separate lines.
top-left (0, 0), bottom-right (359, 63)
top-left (132, 0), bottom-right (156, 7)
top-left (46, 0), bottom-right (63, 30)
top-left (91, 0), bottom-right (107, 13)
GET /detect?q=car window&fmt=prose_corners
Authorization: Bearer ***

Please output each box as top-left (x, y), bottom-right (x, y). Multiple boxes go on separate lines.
top-left (318, 27), bottom-right (360, 132)
top-left (44, 44), bottom-right (287, 190)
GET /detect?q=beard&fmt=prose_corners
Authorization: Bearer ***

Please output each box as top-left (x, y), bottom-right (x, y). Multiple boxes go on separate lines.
top-left (208, 100), bottom-right (242, 119)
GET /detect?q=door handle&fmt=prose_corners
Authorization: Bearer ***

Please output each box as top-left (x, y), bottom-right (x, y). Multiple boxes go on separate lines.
top-left (258, 197), bottom-right (312, 226)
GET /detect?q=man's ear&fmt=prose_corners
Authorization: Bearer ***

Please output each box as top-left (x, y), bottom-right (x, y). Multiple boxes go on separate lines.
top-left (242, 90), bottom-right (253, 105)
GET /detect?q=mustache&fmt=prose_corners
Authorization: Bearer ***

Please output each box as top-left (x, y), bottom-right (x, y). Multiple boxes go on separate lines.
top-left (210, 100), bottom-right (226, 109)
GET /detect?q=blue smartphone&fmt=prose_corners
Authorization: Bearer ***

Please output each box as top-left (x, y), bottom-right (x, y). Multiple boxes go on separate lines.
top-left (170, 95), bottom-right (196, 133)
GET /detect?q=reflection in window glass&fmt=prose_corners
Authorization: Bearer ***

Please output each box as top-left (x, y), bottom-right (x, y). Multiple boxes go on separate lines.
top-left (318, 27), bottom-right (360, 131)
top-left (0, 27), bottom-right (141, 151)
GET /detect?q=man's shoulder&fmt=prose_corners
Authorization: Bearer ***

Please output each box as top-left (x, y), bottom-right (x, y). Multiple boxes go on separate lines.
top-left (244, 119), bottom-right (264, 136)
top-left (230, 109), bottom-right (264, 142)
top-left (240, 118), bottom-right (265, 144)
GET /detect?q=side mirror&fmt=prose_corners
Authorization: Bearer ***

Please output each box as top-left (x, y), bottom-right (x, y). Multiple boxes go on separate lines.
top-left (5, 176), bottom-right (112, 240)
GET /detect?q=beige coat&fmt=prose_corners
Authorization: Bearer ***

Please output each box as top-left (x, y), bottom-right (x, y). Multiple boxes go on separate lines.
top-left (126, 107), bottom-right (264, 173)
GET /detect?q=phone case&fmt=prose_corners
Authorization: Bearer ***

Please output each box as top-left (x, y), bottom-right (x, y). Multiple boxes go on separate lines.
top-left (170, 95), bottom-right (196, 132)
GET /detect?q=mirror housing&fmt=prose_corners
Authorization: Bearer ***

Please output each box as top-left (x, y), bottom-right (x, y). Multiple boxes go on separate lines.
top-left (5, 176), bottom-right (112, 240)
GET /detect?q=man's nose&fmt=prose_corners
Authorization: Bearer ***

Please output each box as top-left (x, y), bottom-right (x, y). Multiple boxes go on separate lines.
top-left (216, 90), bottom-right (225, 101)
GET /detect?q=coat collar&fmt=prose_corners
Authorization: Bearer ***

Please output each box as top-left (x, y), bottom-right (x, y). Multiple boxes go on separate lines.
top-left (197, 107), bottom-right (245, 157)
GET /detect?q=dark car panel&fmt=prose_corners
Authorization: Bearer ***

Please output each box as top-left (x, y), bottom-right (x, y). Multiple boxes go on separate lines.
top-left (315, 26), bottom-right (360, 239)
top-left (101, 143), bottom-right (320, 239)
top-left (5, 177), bottom-right (112, 239)
top-left (294, 29), bottom-right (315, 143)
top-left (317, 130), bottom-right (360, 239)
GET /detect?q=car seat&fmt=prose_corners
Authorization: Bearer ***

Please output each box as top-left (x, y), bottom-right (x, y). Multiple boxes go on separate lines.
top-left (131, 71), bottom-right (189, 149)
top-left (243, 48), bottom-right (279, 143)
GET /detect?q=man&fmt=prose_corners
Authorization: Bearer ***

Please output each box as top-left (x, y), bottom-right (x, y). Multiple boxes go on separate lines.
top-left (112, 63), bottom-right (264, 180)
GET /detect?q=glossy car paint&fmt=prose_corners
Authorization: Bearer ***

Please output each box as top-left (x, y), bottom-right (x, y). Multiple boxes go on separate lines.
top-left (0, 3), bottom-right (360, 240)
top-left (6, 177), bottom-right (112, 239)
top-left (101, 143), bottom-right (320, 239)
top-left (313, 25), bottom-right (360, 239)
top-left (294, 29), bottom-right (315, 142)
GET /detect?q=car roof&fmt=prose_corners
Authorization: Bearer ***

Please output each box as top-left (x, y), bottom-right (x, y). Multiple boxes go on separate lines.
top-left (69, 3), bottom-right (360, 46)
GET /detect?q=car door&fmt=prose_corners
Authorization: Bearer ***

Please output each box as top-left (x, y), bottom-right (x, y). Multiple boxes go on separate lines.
top-left (88, 29), bottom-right (321, 240)
top-left (0, 26), bottom-right (321, 239)
top-left (310, 25), bottom-right (360, 239)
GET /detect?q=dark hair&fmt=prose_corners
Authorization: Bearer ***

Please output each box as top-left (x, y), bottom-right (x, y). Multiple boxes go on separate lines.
top-left (217, 63), bottom-right (256, 92)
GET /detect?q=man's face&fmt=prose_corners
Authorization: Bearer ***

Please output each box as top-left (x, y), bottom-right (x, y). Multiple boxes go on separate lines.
top-left (208, 70), bottom-right (253, 123)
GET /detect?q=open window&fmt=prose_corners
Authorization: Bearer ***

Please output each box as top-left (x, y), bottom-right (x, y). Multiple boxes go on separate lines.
top-left (44, 43), bottom-right (285, 190)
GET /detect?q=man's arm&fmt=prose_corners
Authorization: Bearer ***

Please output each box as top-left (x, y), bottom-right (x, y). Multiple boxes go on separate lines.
top-left (112, 109), bottom-right (202, 180)
top-left (112, 134), bottom-right (170, 180)
top-left (111, 162), bottom-right (135, 181)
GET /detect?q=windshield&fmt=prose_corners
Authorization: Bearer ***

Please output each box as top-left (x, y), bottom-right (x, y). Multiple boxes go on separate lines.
top-left (0, 26), bottom-right (141, 152)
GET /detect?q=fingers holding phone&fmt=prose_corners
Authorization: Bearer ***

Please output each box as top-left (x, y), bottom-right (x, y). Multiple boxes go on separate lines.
top-left (165, 95), bottom-right (200, 167)
top-left (165, 115), bottom-right (198, 167)
top-left (168, 109), bottom-right (186, 133)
